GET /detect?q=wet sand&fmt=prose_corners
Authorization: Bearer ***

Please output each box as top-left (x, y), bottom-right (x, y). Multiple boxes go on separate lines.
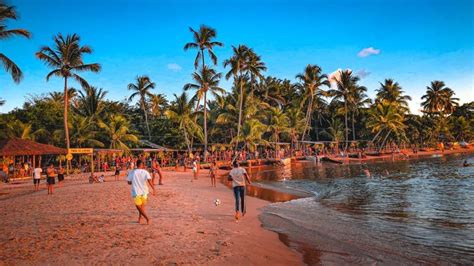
top-left (0, 171), bottom-right (301, 265)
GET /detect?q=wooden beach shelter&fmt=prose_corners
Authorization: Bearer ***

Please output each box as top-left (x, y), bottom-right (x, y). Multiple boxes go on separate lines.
top-left (0, 138), bottom-right (66, 177)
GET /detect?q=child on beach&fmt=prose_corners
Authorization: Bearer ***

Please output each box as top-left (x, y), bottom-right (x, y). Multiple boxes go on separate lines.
top-left (209, 161), bottom-right (217, 187)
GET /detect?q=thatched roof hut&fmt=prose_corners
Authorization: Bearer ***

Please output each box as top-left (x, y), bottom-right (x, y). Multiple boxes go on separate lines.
top-left (0, 138), bottom-right (66, 156)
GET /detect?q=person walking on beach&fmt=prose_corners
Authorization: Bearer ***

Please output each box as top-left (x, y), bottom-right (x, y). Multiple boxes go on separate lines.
top-left (152, 159), bottom-right (164, 185)
top-left (228, 161), bottom-right (251, 220)
top-left (127, 159), bottom-right (155, 225)
top-left (33, 166), bottom-right (42, 191)
top-left (46, 163), bottom-right (56, 195)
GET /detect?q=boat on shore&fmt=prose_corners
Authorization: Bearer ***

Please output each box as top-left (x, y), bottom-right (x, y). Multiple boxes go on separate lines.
top-left (321, 156), bottom-right (344, 164)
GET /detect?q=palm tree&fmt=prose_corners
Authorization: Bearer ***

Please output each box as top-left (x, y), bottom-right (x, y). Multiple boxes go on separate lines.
top-left (165, 92), bottom-right (203, 153)
top-left (266, 106), bottom-right (289, 143)
top-left (98, 115), bottom-right (138, 151)
top-left (74, 86), bottom-right (107, 120)
top-left (321, 117), bottom-right (345, 150)
top-left (224, 45), bottom-right (266, 152)
top-left (36, 33), bottom-right (101, 154)
top-left (286, 107), bottom-right (305, 151)
top-left (328, 70), bottom-right (358, 151)
top-left (349, 84), bottom-right (371, 140)
top-left (232, 119), bottom-right (268, 152)
top-left (149, 93), bottom-right (168, 117)
top-left (421, 81), bottom-right (459, 116)
top-left (5, 119), bottom-right (47, 140)
top-left (184, 25), bottom-right (223, 69)
top-left (128, 75), bottom-right (155, 140)
top-left (296, 65), bottom-right (329, 142)
top-left (0, 2), bottom-right (31, 83)
top-left (184, 66), bottom-right (225, 159)
top-left (367, 102), bottom-right (406, 150)
top-left (224, 45), bottom-right (250, 150)
top-left (69, 115), bottom-right (104, 148)
top-left (375, 79), bottom-right (411, 113)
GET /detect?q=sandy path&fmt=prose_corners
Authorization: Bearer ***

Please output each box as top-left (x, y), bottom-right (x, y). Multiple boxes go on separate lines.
top-left (0, 170), bottom-right (301, 265)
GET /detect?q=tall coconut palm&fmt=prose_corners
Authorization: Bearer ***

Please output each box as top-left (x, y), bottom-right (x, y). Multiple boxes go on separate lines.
top-left (224, 45), bottom-right (266, 152)
top-left (165, 92), bottom-right (203, 153)
top-left (98, 115), bottom-right (138, 151)
top-left (36, 33), bottom-right (101, 154)
top-left (349, 84), bottom-right (371, 140)
top-left (421, 81), bottom-right (459, 116)
top-left (184, 25), bottom-right (223, 69)
top-left (328, 70), bottom-right (358, 151)
top-left (224, 45), bottom-right (250, 150)
top-left (128, 75), bottom-right (155, 140)
top-left (184, 66), bottom-right (224, 159)
top-left (375, 79), bottom-right (411, 113)
top-left (0, 2), bottom-right (31, 83)
top-left (296, 64), bottom-right (330, 141)
top-left (321, 117), bottom-right (345, 147)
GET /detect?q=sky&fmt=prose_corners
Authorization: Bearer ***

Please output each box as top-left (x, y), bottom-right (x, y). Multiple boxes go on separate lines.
top-left (0, 0), bottom-right (473, 114)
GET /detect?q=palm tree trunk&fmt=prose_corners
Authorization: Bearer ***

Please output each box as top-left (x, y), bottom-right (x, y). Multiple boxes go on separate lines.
top-left (143, 101), bottom-right (151, 140)
top-left (301, 94), bottom-right (313, 142)
top-left (63, 77), bottom-right (70, 174)
top-left (203, 91), bottom-right (208, 161)
top-left (380, 130), bottom-right (392, 152)
top-left (190, 97), bottom-right (202, 149)
top-left (235, 77), bottom-right (244, 154)
top-left (182, 125), bottom-right (191, 154)
top-left (352, 112), bottom-right (356, 141)
top-left (344, 101), bottom-right (349, 152)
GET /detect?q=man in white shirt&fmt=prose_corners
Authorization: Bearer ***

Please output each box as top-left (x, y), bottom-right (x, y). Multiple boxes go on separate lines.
top-left (228, 161), bottom-right (252, 220)
top-left (127, 160), bottom-right (155, 225)
top-left (33, 167), bottom-right (42, 191)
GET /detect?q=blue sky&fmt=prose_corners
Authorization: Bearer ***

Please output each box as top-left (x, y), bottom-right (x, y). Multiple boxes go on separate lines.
top-left (0, 0), bottom-right (473, 113)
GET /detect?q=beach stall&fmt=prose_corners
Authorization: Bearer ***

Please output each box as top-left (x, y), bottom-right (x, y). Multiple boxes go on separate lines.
top-left (0, 138), bottom-right (66, 179)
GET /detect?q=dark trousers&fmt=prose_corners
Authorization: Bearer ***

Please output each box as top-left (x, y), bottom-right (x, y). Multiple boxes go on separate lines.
top-left (233, 186), bottom-right (246, 213)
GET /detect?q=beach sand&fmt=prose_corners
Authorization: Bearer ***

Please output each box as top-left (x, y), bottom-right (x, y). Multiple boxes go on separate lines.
top-left (0, 170), bottom-right (302, 265)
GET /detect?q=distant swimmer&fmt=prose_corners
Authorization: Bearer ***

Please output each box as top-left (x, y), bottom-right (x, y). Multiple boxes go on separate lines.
top-left (463, 160), bottom-right (471, 167)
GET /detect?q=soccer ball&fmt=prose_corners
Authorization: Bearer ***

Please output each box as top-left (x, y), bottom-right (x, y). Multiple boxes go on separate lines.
top-left (214, 199), bottom-right (221, 206)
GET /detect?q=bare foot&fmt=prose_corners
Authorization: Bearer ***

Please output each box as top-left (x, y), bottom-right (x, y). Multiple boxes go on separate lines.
top-left (146, 219), bottom-right (151, 225)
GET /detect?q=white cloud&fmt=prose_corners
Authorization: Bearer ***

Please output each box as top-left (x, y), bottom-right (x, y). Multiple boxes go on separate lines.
top-left (357, 47), bottom-right (380, 57)
top-left (356, 69), bottom-right (371, 78)
top-left (167, 63), bottom-right (182, 72)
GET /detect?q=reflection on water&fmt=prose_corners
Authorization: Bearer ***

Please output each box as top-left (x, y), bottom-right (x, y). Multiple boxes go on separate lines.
top-left (255, 154), bottom-right (474, 264)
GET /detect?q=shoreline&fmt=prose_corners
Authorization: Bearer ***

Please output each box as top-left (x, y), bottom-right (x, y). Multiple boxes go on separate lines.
top-left (0, 170), bottom-right (302, 265)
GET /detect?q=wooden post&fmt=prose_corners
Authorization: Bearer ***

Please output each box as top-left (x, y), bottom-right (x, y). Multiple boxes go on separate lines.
top-left (90, 152), bottom-right (94, 179)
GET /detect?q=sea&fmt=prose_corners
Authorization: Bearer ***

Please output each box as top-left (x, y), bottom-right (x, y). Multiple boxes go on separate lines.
top-left (246, 153), bottom-right (474, 265)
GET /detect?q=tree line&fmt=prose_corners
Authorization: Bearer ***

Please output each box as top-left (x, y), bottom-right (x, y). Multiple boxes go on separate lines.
top-left (0, 3), bottom-right (472, 157)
